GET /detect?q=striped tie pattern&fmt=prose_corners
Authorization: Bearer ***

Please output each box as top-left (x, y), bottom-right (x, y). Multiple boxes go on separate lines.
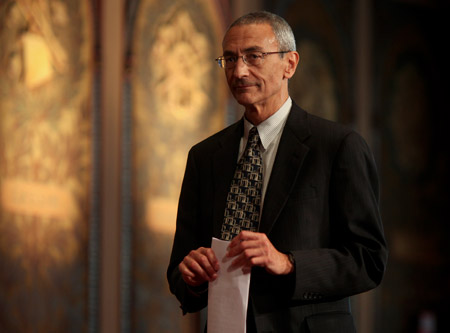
top-left (221, 127), bottom-right (263, 241)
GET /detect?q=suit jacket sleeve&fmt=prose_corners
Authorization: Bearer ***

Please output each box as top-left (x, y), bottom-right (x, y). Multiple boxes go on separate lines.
top-left (293, 131), bottom-right (387, 301)
top-left (167, 148), bottom-right (209, 314)
top-left (249, 126), bottom-right (387, 312)
top-left (167, 121), bottom-right (242, 314)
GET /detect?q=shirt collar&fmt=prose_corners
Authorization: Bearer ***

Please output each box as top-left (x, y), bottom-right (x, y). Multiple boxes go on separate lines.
top-left (243, 97), bottom-right (292, 150)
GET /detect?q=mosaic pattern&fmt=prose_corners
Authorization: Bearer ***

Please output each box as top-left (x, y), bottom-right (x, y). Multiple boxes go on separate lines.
top-left (221, 127), bottom-right (263, 241)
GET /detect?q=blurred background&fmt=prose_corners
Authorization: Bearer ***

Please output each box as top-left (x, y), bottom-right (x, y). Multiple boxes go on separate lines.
top-left (0, 0), bottom-right (449, 332)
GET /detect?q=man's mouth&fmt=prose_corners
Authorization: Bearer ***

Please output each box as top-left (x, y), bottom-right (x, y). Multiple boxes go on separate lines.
top-left (232, 80), bottom-right (257, 90)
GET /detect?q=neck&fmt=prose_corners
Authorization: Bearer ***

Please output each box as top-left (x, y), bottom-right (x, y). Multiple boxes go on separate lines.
top-left (243, 95), bottom-right (289, 125)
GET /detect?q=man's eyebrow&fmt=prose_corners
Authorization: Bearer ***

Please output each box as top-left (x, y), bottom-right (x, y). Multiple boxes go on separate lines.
top-left (222, 50), bottom-right (236, 56)
top-left (243, 46), bottom-right (264, 52)
top-left (222, 46), bottom-right (264, 56)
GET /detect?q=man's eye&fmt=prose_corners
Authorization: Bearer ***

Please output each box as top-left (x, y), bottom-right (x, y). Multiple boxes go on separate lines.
top-left (224, 56), bottom-right (237, 63)
top-left (247, 53), bottom-right (261, 60)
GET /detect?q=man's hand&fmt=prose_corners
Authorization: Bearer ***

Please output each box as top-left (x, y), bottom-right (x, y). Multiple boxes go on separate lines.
top-left (227, 231), bottom-right (294, 275)
top-left (179, 247), bottom-right (220, 287)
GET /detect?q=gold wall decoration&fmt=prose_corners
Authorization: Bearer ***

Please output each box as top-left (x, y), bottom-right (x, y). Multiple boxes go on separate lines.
top-left (0, 0), bottom-right (94, 331)
top-left (281, 0), bottom-right (351, 122)
top-left (130, 0), bottom-right (227, 331)
top-left (388, 62), bottom-right (430, 177)
top-left (290, 40), bottom-right (338, 121)
top-left (144, 10), bottom-right (217, 234)
top-left (132, 0), bottom-right (226, 235)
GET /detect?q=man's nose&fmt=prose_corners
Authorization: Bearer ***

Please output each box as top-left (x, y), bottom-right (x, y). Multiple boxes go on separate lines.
top-left (231, 56), bottom-right (249, 77)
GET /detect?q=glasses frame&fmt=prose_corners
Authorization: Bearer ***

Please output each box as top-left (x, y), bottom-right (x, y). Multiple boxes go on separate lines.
top-left (215, 51), bottom-right (291, 69)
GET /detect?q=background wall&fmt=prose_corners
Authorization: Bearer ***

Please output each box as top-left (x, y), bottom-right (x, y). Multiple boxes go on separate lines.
top-left (0, 0), bottom-right (95, 331)
top-left (0, 0), bottom-right (448, 332)
top-left (372, 2), bottom-right (449, 332)
top-left (128, 0), bottom-right (227, 331)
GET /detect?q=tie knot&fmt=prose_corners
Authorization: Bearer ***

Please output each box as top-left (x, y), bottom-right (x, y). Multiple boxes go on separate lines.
top-left (248, 127), bottom-right (260, 145)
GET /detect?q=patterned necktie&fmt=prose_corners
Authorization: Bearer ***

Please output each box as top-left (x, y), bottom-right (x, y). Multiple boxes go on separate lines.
top-left (221, 127), bottom-right (263, 241)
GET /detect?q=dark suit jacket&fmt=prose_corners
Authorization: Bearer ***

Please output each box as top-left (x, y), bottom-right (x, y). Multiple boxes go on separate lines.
top-left (167, 102), bottom-right (388, 332)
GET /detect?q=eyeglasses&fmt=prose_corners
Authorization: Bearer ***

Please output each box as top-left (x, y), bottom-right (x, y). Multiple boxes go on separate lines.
top-left (215, 51), bottom-right (291, 69)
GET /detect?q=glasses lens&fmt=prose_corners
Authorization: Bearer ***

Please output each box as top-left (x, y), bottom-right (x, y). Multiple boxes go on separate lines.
top-left (216, 52), bottom-right (266, 69)
top-left (216, 58), bottom-right (225, 68)
top-left (223, 56), bottom-right (236, 68)
top-left (244, 52), bottom-right (263, 66)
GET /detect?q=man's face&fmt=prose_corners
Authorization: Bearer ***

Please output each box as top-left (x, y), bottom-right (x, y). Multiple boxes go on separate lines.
top-left (222, 23), bottom-right (291, 111)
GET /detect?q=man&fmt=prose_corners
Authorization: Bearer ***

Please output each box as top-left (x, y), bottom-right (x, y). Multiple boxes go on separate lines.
top-left (167, 11), bottom-right (387, 332)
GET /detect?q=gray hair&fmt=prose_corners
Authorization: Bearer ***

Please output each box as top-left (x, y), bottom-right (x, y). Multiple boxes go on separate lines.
top-left (228, 11), bottom-right (296, 52)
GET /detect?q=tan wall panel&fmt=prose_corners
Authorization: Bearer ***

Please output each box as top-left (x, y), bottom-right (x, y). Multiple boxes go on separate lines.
top-left (0, 0), bottom-right (94, 331)
top-left (130, 0), bottom-right (227, 331)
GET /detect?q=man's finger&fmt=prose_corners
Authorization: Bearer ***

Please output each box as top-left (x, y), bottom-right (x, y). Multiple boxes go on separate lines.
top-left (201, 247), bottom-right (220, 271)
top-left (190, 249), bottom-right (219, 278)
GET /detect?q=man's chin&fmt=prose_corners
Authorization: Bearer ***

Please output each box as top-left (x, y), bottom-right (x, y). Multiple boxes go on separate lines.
top-left (232, 92), bottom-right (255, 107)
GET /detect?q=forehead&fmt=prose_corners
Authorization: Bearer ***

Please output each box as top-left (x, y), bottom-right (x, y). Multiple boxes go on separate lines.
top-left (222, 23), bottom-right (277, 53)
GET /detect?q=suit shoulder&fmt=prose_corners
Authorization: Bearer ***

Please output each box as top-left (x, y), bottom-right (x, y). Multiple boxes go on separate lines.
top-left (307, 112), bottom-right (372, 156)
top-left (189, 120), bottom-right (241, 155)
top-left (301, 109), bottom-right (369, 145)
top-left (305, 111), bottom-right (353, 138)
top-left (289, 103), bottom-right (351, 137)
top-left (289, 105), bottom-right (369, 153)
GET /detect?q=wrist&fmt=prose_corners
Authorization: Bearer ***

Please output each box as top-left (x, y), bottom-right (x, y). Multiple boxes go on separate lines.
top-left (186, 282), bottom-right (208, 297)
top-left (286, 252), bottom-right (295, 274)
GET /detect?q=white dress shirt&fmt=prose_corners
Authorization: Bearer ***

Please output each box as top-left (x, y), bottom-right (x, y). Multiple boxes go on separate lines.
top-left (240, 97), bottom-right (292, 211)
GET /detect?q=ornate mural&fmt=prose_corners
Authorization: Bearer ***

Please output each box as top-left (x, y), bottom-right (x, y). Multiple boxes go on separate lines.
top-left (130, 0), bottom-right (226, 331)
top-left (290, 39), bottom-right (338, 121)
top-left (387, 61), bottom-right (430, 178)
top-left (374, 2), bottom-right (450, 331)
top-left (0, 0), bottom-right (94, 331)
top-left (275, 0), bottom-right (353, 122)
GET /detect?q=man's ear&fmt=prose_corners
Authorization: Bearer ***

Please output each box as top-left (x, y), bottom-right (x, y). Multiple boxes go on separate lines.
top-left (284, 51), bottom-right (299, 79)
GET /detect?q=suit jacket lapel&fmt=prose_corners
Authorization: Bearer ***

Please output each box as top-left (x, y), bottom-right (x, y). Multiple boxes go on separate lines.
top-left (259, 104), bottom-right (311, 235)
top-left (211, 120), bottom-right (243, 238)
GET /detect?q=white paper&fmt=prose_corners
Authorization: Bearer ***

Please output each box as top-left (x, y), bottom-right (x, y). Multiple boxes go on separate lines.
top-left (207, 237), bottom-right (251, 333)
